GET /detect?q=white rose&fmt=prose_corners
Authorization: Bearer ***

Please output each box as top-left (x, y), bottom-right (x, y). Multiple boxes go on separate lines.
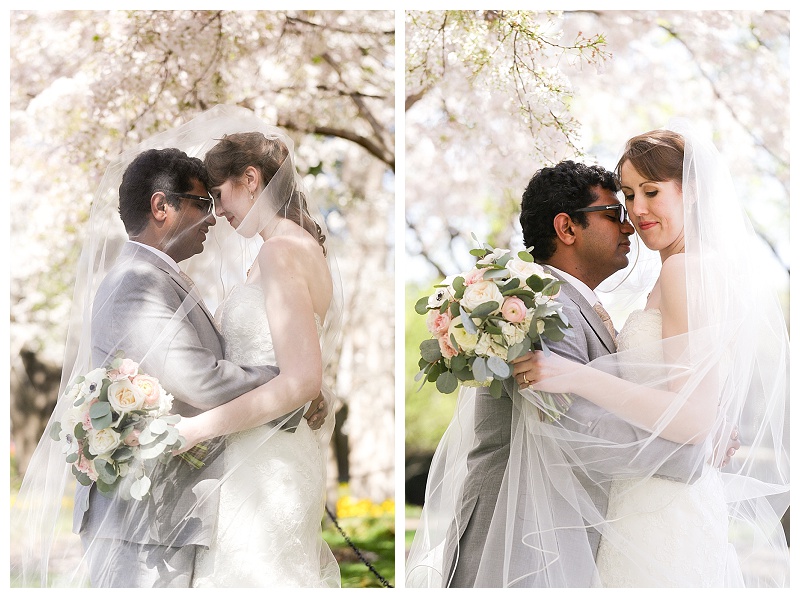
top-left (448, 316), bottom-right (479, 353)
top-left (461, 280), bottom-right (504, 313)
top-left (107, 379), bottom-right (145, 413)
top-left (507, 257), bottom-right (545, 281)
top-left (87, 427), bottom-right (121, 456)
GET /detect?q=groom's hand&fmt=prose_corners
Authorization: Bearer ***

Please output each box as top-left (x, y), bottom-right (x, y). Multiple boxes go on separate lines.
top-left (710, 423), bottom-right (740, 468)
top-left (304, 393), bottom-right (328, 430)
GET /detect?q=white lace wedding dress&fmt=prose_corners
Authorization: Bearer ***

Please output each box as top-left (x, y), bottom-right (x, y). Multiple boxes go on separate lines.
top-left (595, 308), bottom-right (741, 587)
top-left (193, 283), bottom-right (340, 587)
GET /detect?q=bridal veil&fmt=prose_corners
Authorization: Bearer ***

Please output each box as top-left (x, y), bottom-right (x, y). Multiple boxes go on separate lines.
top-left (11, 105), bottom-right (344, 586)
top-left (406, 120), bottom-right (789, 587)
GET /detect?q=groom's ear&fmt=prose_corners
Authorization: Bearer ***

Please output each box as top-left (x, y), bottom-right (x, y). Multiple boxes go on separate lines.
top-left (150, 191), bottom-right (169, 222)
top-left (553, 213), bottom-right (577, 246)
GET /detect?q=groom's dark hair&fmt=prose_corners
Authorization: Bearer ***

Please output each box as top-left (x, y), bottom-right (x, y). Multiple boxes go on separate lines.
top-left (520, 160), bottom-right (619, 261)
top-left (118, 148), bottom-right (210, 235)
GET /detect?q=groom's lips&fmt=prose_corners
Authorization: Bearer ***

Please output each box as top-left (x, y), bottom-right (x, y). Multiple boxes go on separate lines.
top-left (619, 241), bottom-right (631, 252)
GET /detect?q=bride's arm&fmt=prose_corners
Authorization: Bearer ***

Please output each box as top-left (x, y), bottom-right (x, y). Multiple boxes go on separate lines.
top-left (516, 256), bottom-right (719, 445)
top-left (176, 239), bottom-right (323, 449)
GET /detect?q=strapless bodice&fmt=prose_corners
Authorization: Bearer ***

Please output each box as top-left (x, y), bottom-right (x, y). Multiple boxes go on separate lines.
top-left (215, 283), bottom-right (322, 367)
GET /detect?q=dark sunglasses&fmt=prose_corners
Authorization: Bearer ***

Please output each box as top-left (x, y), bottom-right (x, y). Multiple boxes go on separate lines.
top-left (574, 203), bottom-right (629, 224)
top-left (163, 191), bottom-right (215, 215)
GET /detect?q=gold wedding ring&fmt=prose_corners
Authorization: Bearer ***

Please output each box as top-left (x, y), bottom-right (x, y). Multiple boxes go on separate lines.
top-left (523, 373), bottom-right (529, 385)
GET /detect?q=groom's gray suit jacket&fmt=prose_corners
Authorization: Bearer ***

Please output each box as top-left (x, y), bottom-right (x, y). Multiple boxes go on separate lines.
top-left (73, 243), bottom-right (283, 549)
top-left (443, 271), bottom-right (705, 587)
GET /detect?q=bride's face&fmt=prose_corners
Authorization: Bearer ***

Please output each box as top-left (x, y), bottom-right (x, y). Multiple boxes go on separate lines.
top-left (619, 160), bottom-right (684, 257)
top-left (211, 177), bottom-right (255, 229)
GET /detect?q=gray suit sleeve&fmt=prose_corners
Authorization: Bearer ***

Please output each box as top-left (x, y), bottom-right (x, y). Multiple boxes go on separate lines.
top-left (542, 302), bottom-right (705, 483)
top-left (92, 266), bottom-right (277, 413)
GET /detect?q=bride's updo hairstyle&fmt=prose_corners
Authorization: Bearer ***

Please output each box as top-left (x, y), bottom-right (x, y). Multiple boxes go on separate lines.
top-left (205, 132), bottom-right (327, 255)
top-left (615, 129), bottom-right (685, 186)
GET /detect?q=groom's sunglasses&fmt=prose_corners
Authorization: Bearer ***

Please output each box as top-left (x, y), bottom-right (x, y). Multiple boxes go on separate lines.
top-left (164, 191), bottom-right (215, 215)
top-left (574, 203), bottom-right (629, 224)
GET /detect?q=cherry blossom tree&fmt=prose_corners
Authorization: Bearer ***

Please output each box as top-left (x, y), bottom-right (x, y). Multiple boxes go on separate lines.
top-left (11, 10), bottom-right (395, 500)
top-left (405, 10), bottom-right (789, 282)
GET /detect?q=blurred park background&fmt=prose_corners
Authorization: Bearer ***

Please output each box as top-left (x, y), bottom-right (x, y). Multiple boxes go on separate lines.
top-left (404, 9), bottom-right (789, 558)
top-left (9, 10), bottom-right (395, 587)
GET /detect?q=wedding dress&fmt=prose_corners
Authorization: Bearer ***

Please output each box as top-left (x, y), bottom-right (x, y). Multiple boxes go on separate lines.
top-left (193, 282), bottom-right (340, 587)
top-left (595, 308), bottom-right (740, 587)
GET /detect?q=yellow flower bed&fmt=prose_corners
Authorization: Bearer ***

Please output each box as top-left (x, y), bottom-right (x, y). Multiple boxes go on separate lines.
top-left (336, 495), bottom-right (395, 519)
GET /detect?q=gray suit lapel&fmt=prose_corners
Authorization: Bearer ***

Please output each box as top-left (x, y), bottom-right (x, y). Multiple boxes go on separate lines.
top-left (546, 269), bottom-right (617, 354)
top-left (120, 243), bottom-right (218, 326)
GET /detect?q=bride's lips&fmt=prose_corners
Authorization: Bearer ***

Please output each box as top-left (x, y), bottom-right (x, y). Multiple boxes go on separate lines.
top-left (638, 220), bottom-right (658, 231)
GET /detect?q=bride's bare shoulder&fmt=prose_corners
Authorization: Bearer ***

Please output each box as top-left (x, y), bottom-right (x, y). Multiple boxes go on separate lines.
top-left (659, 252), bottom-right (686, 283)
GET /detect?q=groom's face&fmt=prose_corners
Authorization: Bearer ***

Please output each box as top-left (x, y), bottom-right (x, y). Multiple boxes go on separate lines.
top-left (162, 178), bottom-right (217, 262)
top-left (573, 187), bottom-right (634, 284)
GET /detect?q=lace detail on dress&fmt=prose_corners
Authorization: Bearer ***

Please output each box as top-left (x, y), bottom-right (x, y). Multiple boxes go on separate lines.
top-left (616, 309), bottom-right (662, 354)
top-left (194, 283), bottom-right (339, 588)
top-left (595, 308), bottom-right (732, 587)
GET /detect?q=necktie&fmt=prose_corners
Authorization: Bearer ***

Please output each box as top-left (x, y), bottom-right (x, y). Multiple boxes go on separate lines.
top-left (593, 302), bottom-right (617, 347)
top-left (178, 270), bottom-right (207, 312)
top-left (178, 270), bottom-right (195, 289)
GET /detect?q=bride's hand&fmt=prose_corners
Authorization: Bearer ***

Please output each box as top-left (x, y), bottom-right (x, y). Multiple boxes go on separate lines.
top-left (512, 350), bottom-right (580, 392)
top-left (173, 416), bottom-right (203, 455)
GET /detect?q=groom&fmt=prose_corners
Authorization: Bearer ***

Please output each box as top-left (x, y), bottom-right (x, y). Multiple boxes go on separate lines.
top-left (442, 160), bottom-right (736, 587)
top-left (73, 148), bottom-right (325, 587)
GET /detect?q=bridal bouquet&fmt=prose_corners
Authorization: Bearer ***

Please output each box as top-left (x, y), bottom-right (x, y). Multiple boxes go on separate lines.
top-left (414, 241), bottom-right (573, 421)
top-left (50, 353), bottom-right (204, 501)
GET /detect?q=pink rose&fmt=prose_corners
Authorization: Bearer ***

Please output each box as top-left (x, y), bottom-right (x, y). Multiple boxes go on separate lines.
top-left (426, 309), bottom-right (452, 338)
top-left (438, 334), bottom-right (458, 360)
top-left (81, 399), bottom-right (98, 430)
top-left (132, 374), bottom-right (161, 407)
top-left (106, 369), bottom-right (127, 381)
top-left (501, 296), bottom-right (527, 323)
top-left (123, 429), bottom-right (141, 447)
top-left (107, 358), bottom-right (139, 381)
top-left (118, 358), bottom-right (139, 377)
top-left (464, 268), bottom-right (485, 285)
top-left (76, 451), bottom-right (98, 481)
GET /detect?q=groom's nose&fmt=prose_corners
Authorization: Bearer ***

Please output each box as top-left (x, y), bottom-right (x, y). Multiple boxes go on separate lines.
top-left (620, 218), bottom-right (635, 235)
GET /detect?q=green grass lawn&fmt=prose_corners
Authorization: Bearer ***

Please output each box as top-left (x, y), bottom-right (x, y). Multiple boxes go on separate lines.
top-left (322, 512), bottom-right (396, 588)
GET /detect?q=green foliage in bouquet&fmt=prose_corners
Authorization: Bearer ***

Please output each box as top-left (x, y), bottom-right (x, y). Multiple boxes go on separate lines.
top-left (414, 241), bottom-right (571, 401)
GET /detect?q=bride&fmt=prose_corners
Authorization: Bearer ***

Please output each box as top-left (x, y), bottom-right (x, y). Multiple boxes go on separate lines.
top-left (512, 123), bottom-right (789, 586)
top-left (176, 129), bottom-right (340, 587)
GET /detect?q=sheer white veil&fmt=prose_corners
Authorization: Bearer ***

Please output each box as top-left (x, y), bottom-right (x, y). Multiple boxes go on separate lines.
top-left (11, 105), bottom-right (343, 586)
top-left (406, 119), bottom-right (789, 587)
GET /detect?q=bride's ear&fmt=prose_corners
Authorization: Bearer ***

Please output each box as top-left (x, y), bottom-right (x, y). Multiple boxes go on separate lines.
top-left (243, 166), bottom-right (261, 198)
top-left (553, 213), bottom-right (577, 246)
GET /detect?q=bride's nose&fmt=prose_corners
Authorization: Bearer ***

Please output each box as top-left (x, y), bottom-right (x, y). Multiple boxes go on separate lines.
top-left (630, 193), bottom-right (648, 216)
